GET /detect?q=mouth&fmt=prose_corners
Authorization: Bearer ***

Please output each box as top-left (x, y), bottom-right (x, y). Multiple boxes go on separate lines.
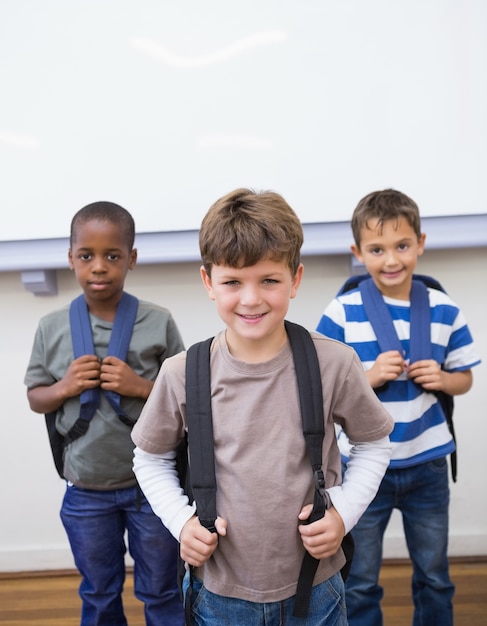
top-left (237, 312), bottom-right (267, 321)
top-left (381, 269), bottom-right (403, 279)
top-left (89, 281), bottom-right (110, 289)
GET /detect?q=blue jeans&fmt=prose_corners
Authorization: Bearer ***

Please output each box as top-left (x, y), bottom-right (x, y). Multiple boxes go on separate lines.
top-left (183, 571), bottom-right (347, 625)
top-left (60, 483), bottom-right (184, 626)
top-left (344, 457), bottom-right (454, 626)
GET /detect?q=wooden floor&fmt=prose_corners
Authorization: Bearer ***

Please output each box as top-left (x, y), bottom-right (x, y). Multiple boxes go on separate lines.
top-left (0, 560), bottom-right (486, 625)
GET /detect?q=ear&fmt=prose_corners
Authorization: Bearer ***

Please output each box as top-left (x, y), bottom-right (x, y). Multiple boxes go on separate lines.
top-left (417, 233), bottom-right (426, 256)
top-left (290, 263), bottom-right (304, 299)
top-left (129, 248), bottom-right (138, 269)
top-left (350, 243), bottom-right (364, 264)
top-left (200, 265), bottom-right (215, 300)
top-left (68, 249), bottom-right (74, 270)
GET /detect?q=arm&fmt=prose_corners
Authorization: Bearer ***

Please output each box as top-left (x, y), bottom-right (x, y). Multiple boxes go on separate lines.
top-left (133, 446), bottom-right (196, 538)
top-left (326, 436), bottom-right (392, 533)
top-left (27, 354), bottom-right (101, 414)
top-left (297, 436), bottom-right (392, 559)
top-left (133, 446), bottom-right (225, 566)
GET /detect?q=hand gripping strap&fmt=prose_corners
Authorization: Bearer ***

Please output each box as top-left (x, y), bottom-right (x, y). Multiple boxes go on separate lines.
top-left (66, 292), bottom-right (139, 443)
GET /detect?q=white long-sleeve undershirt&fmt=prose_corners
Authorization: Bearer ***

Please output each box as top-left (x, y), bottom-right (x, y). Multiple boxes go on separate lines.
top-left (133, 435), bottom-right (391, 540)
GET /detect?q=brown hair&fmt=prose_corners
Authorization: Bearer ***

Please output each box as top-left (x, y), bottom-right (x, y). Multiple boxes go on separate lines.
top-left (351, 189), bottom-right (422, 249)
top-left (199, 188), bottom-right (303, 277)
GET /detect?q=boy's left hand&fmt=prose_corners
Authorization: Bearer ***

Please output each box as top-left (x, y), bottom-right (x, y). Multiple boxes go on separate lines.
top-left (407, 359), bottom-right (442, 391)
top-left (100, 356), bottom-right (154, 399)
top-left (297, 504), bottom-right (344, 560)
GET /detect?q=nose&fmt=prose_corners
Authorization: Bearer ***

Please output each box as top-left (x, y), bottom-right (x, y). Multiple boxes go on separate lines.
top-left (240, 284), bottom-right (261, 307)
top-left (383, 249), bottom-right (399, 267)
top-left (91, 256), bottom-right (107, 273)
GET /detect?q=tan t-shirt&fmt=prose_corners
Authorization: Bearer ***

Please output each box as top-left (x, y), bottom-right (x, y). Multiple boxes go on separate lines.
top-left (132, 330), bottom-right (392, 603)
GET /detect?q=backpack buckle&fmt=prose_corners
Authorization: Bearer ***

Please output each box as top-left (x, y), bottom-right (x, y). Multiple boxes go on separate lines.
top-left (314, 468), bottom-right (325, 498)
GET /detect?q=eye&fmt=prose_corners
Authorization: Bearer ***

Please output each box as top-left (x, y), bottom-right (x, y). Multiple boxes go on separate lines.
top-left (397, 243), bottom-right (409, 251)
top-left (107, 253), bottom-right (120, 261)
top-left (263, 278), bottom-right (279, 285)
top-left (223, 280), bottom-right (239, 286)
top-left (79, 253), bottom-right (92, 261)
top-left (370, 247), bottom-right (383, 255)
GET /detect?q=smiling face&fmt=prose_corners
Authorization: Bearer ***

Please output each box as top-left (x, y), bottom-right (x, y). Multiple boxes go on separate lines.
top-left (68, 218), bottom-right (137, 316)
top-left (352, 217), bottom-right (426, 300)
top-left (201, 256), bottom-right (304, 362)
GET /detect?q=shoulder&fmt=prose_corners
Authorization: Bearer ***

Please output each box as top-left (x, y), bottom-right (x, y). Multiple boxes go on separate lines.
top-left (427, 286), bottom-right (459, 308)
top-left (310, 330), bottom-right (357, 361)
top-left (150, 350), bottom-right (188, 399)
top-left (133, 299), bottom-right (181, 334)
top-left (135, 298), bottom-right (176, 319)
top-left (36, 304), bottom-right (70, 331)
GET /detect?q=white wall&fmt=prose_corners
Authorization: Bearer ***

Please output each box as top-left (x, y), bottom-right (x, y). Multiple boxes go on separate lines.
top-left (1, 246), bottom-right (485, 572)
top-left (1, 0), bottom-right (486, 240)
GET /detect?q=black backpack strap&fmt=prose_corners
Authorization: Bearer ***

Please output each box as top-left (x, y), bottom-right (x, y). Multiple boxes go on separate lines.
top-left (285, 321), bottom-right (326, 618)
top-left (183, 337), bottom-right (216, 623)
top-left (185, 337), bottom-right (218, 532)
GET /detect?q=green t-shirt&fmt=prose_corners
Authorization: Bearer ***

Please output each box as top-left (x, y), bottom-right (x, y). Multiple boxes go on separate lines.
top-left (25, 297), bottom-right (184, 489)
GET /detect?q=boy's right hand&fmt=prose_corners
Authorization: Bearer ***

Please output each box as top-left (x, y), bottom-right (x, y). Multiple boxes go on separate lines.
top-left (179, 515), bottom-right (227, 567)
top-left (62, 355), bottom-right (101, 397)
top-left (27, 355), bottom-right (101, 414)
top-left (367, 350), bottom-right (406, 388)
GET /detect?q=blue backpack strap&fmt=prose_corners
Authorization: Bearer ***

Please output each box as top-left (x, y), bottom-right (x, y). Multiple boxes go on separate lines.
top-left (65, 292), bottom-right (139, 444)
top-left (359, 278), bottom-right (404, 354)
top-left (409, 280), bottom-right (431, 361)
top-left (66, 294), bottom-right (100, 442)
top-left (359, 277), bottom-right (431, 362)
top-left (105, 292), bottom-right (139, 425)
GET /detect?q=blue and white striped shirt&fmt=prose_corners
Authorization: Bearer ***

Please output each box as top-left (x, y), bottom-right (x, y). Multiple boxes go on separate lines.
top-left (317, 285), bottom-right (481, 468)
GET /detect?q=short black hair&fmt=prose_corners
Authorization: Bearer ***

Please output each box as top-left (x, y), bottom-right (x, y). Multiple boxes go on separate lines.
top-left (70, 201), bottom-right (135, 249)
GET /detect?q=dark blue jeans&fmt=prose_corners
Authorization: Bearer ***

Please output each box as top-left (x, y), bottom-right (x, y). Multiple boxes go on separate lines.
top-left (184, 572), bottom-right (347, 625)
top-left (60, 483), bottom-right (184, 626)
top-left (344, 457), bottom-right (454, 626)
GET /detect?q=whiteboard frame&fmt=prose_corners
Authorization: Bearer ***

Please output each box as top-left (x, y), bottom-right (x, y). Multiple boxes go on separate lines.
top-left (1, 214), bottom-right (485, 294)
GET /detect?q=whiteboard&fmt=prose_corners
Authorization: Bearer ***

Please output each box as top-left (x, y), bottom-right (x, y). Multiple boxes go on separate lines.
top-left (1, 0), bottom-right (486, 242)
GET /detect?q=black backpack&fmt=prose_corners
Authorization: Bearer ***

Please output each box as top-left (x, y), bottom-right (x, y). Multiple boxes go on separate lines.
top-left (179, 320), bottom-right (353, 621)
top-left (337, 273), bottom-right (456, 481)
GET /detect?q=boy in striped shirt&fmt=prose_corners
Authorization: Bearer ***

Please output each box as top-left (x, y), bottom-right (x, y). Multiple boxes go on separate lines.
top-left (316, 189), bottom-right (480, 626)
